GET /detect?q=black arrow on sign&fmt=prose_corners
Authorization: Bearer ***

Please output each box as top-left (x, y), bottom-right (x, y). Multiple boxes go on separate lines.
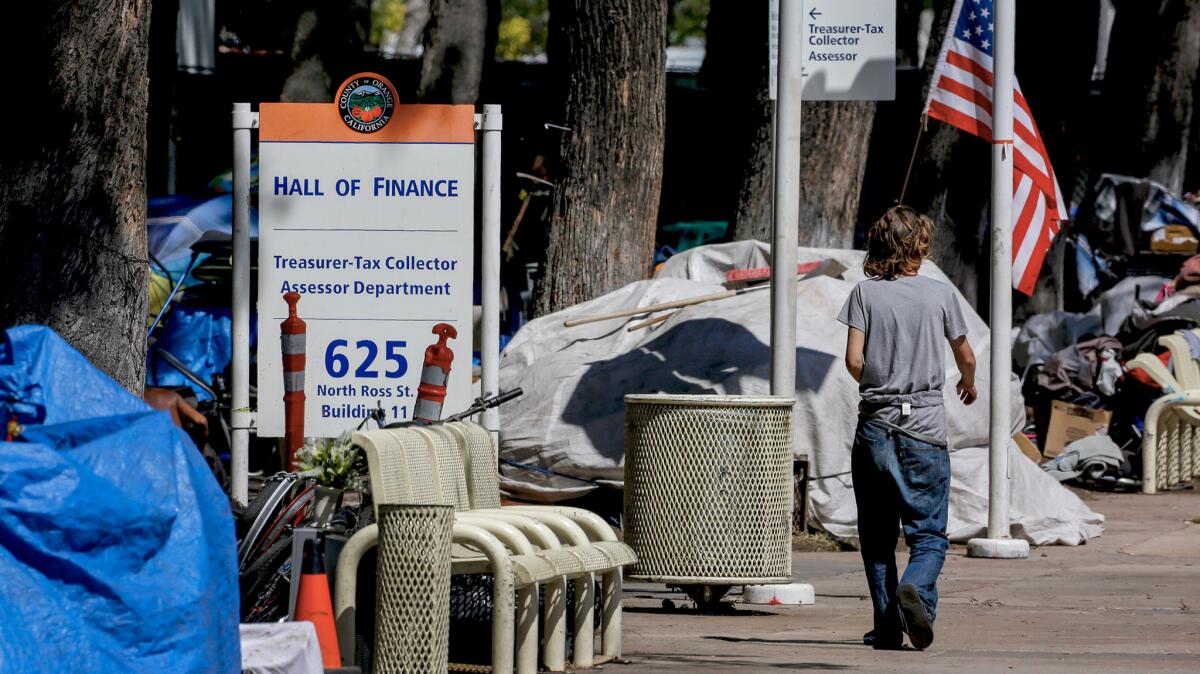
top-left (809, 7), bottom-right (822, 20)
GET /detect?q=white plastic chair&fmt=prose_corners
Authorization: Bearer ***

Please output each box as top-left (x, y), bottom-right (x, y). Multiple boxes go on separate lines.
top-left (334, 424), bottom-right (635, 673)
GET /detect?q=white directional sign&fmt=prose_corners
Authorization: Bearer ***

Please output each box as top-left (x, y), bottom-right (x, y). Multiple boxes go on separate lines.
top-left (770, 0), bottom-right (896, 101)
top-left (256, 74), bottom-right (475, 437)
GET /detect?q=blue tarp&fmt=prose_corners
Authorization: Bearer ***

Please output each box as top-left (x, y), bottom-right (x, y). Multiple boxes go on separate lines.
top-left (147, 306), bottom-right (249, 402)
top-left (0, 326), bottom-right (239, 673)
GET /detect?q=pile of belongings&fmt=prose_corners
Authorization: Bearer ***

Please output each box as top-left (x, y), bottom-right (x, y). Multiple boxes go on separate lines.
top-left (1071, 174), bottom-right (1200, 299)
top-left (1017, 251), bottom-right (1200, 487)
top-left (1009, 173), bottom-right (1200, 486)
top-left (1041, 436), bottom-right (1131, 487)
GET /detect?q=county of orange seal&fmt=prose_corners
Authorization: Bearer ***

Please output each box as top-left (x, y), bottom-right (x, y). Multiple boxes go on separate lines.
top-left (335, 73), bottom-right (396, 133)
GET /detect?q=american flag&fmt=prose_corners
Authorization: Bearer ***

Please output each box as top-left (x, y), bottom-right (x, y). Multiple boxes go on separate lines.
top-left (924, 0), bottom-right (1068, 295)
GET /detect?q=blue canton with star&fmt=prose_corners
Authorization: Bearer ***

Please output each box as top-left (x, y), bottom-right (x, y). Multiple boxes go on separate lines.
top-left (956, 0), bottom-right (994, 55)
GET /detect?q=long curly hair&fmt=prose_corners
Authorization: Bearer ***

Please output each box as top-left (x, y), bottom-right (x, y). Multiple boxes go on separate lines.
top-left (863, 206), bottom-right (932, 279)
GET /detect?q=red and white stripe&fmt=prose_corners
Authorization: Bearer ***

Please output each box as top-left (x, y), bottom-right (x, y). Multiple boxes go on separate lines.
top-left (924, 0), bottom-right (1068, 295)
top-left (281, 291), bottom-right (307, 469)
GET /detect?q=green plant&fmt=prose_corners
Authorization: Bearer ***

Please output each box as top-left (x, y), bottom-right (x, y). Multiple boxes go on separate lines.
top-left (296, 433), bottom-right (368, 492)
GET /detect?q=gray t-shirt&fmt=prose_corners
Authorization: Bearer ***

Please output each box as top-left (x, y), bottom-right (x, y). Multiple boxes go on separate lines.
top-left (837, 275), bottom-right (968, 442)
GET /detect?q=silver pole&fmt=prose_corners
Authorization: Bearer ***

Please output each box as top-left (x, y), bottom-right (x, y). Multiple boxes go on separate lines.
top-left (771, 0), bottom-right (801, 398)
top-left (988, 0), bottom-right (1015, 541)
top-left (231, 102), bottom-right (255, 507)
top-left (481, 105), bottom-right (503, 451)
top-left (968, 0), bottom-right (1028, 559)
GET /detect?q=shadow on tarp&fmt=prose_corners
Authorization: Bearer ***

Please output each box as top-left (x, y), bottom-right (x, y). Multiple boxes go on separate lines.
top-left (561, 317), bottom-right (836, 462)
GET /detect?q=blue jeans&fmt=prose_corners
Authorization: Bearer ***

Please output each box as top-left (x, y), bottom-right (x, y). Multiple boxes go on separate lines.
top-left (852, 417), bottom-right (950, 637)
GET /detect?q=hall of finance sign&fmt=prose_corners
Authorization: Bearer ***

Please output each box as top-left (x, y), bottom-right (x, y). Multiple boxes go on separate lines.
top-left (257, 73), bottom-right (475, 437)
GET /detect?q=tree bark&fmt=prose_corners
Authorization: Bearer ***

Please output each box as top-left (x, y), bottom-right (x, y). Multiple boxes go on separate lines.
top-left (797, 102), bottom-right (877, 249)
top-left (1100, 0), bottom-right (1200, 194)
top-left (898, 1), bottom-right (1098, 310)
top-left (418, 0), bottom-right (493, 103)
top-left (0, 2), bottom-right (151, 391)
top-left (280, 0), bottom-right (371, 103)
top-left (701, 0), bottom-right (774, 241)
top-left (893, 0), bottom-right (989, 306)
top-left (702, 0), bottom-right (875, 248)
top-left (532, 0), bottom-right (668, 316)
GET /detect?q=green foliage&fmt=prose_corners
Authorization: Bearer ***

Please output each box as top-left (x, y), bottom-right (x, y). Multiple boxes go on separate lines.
top-left (498, 0), bottom-right (548, 60)
top-left (296, 433), bottom-right (368, 492)
top-left (349, 91), bottom-right (385, 109)
top-left (370, 0), bottom-right (407, 47)
top-left (670, 0), bottom-right (709, 46)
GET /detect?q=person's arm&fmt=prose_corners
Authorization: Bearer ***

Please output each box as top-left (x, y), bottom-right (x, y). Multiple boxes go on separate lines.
top-left (845, 326), bottom-right (865, 383)
top-left (950, 334), bottom-right (977, 405)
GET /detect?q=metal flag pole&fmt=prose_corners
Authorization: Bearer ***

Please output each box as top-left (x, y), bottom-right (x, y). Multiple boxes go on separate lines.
top-left (967, 0), bottom-right (1029, 560)
top-left (771, 0), bottom-right (800, 398)
top-left (480, 104), bottom-right (503, 452)
top-left (768, 0), bottom-right (814, 599)
top-left (231, 102), bottom-right (257, 507)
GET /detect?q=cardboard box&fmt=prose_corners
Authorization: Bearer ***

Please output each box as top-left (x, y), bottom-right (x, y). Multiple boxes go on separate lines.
top-left (1043, 401), bottom-right (1112, 458)
top-left (1013, 432), bottom-right (1043, 465)
top-left (1150, 224), bottom-right (1199, 254)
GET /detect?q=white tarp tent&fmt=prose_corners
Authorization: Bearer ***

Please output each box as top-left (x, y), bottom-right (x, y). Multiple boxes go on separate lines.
top-left (498, 241), bottom-right (1104, 545)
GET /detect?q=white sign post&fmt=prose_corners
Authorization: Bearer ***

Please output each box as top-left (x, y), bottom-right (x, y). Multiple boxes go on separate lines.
top-left (255, 79), bottom-right (476, 439)
top-left (771, 0), bottom-right (896, 101)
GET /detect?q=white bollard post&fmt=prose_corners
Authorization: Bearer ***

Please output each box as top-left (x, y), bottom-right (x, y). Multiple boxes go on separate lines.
top-left (967, 0), bottom-right (1029, 560)
top-left (231, 102), bottom-right (256, 507)
top-left (480, 105), bottom-right (503, 452)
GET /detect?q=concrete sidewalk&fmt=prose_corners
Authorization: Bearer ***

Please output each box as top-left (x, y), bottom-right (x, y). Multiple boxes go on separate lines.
top-left (616, 488), bottom-right (1200, 673)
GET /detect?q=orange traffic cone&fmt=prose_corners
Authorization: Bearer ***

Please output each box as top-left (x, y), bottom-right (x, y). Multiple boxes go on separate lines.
top-left (294, 536), bottom-right (342, 667)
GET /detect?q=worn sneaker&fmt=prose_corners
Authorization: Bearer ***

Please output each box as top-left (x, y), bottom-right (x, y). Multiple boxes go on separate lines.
top-left (863, 629), bottom-right (904, 650)
top-left (896, 583), bottom-right (934, 650)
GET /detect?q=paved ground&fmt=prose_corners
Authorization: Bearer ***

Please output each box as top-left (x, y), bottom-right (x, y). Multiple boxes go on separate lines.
top-left (613, 488), bottom-right (1200, 673)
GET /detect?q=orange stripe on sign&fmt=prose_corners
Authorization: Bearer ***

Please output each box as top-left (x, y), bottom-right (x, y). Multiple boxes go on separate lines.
top-left (260, 103), bottom-right (475, 144)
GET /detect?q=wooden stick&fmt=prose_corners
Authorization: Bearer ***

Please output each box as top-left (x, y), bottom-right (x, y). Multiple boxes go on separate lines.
top-left (627, 312), bottom-right (673, 332)
top-left (563, 285), bottom-right (768, 328)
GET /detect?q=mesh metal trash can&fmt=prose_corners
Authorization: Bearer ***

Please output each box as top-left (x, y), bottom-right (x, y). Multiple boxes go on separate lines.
top-left (624, 394), bottom-right (794, 586)
top-left (374, 504), bottom-right (453, 673)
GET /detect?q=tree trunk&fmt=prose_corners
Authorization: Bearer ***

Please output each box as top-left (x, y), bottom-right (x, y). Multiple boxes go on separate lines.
top-left (532, 0), bottom-right (668, 316)
top-left (702, 0), bottom-right (875, 248)
top-left (797, 102), bottom-right (877, 249)
top-left (0, 2), bottom-right (151, 391)
top-left (1100, 0), bottom-right (1200, 194)
top-left (418, 0), bottom-right (493, 103)
top-left (701, 0), bottom-right (774, 241)
top-left (281, 0), bottom-right (371, 103)
top-left (901, 119), bottom-right (990, 305)
top-left (892, 0), bottom-right (989, 306)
